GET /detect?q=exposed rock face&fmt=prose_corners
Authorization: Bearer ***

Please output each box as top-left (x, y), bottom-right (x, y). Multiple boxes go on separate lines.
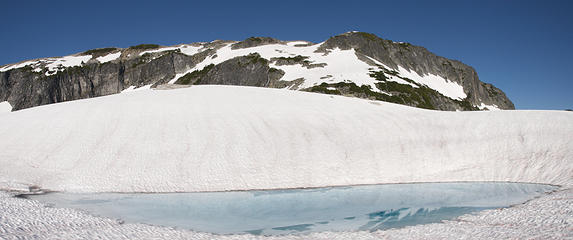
top-left (231, 37), bottom-right (282, 49)
top-left (0, 32), bottom-right (514, 111)
top-left (174, 53), bottom-right (286, 88)
top-left (317, 32), bottom-right (514, 109)
top-left (0, 50), bottom-right (211, 111)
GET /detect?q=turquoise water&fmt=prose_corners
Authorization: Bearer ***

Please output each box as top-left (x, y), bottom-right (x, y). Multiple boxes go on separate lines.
top-left (27, 182), bottom-right (556, 235)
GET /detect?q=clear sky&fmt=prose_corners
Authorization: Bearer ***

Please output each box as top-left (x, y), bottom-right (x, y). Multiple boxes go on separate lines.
top-left (1, 0), bottom-right (571, 110)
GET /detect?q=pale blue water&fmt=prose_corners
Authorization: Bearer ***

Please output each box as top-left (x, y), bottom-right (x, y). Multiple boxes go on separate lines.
top-left (27, 182), bottom-right (555, 235)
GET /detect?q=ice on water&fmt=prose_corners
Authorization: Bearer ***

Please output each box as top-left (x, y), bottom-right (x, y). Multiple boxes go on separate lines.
top-left (28, 182), bottom-right (555, 235)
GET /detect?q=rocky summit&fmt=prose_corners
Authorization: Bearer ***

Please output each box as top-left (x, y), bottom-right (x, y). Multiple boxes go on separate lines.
top-left (0, 32), bottom-right (513, 111)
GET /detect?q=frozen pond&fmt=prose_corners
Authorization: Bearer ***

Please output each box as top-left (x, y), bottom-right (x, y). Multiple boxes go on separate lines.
top-left (25, 182), bottom-right (556, 235)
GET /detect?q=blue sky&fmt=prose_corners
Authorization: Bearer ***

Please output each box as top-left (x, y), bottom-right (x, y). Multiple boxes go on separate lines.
top-left (1, 0), bottom-right (571, 110)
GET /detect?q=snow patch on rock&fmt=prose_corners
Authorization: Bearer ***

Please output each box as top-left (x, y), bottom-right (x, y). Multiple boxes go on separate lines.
top-left (96, 52), bottom-right (121, 63)
top-left (176, 42), bottom-right (386, 93)
top-left (44, 55), bottom-right (93, 76)
top-left (0, 60), bottom-right (39, 72)
top-left (121, 84), bottom-right (153, 93)
top-left (139, 45), bottom-right (203, 56)
top-left (175, 42), bottom-right (467, 100)
top-left (364, 56), bottom-right (466, 99)
top-left (477, 103), bottom-right (501, 111)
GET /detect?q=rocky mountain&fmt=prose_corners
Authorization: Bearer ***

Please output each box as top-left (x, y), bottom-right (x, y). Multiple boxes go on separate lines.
top-left (0, 32), bottom-right (514, 112)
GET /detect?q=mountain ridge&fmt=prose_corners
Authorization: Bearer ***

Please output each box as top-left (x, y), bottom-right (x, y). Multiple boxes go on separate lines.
top-left (0, 32), bottom-right (514, 112)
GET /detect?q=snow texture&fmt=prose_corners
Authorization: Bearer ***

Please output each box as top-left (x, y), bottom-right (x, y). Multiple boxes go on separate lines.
top-left (0, 86), bottom-right (571, 193)
top-left (120, 84), bottom-right (153, 93)
top-left (0, 60), bottom-right (39, 72)
top-left (1, 54), bottom-right (92, 75)
top-left (45, 55), bottom-right (92, 73)
top-left (139, 44), bottom-right (203, 56)
top-left (0, 187), bottom-right (571, 239)
top-left (96, 52), bottom-right (121, 63)
top-left (0, 101), bottom-right (12, 113)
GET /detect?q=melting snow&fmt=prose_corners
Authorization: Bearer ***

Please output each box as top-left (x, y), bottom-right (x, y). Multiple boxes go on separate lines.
top-left (0, 188), bottom-right (565, 240)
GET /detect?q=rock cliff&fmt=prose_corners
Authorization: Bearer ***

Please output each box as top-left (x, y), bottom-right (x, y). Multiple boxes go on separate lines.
top-left (0, 32), bottom-right (514, 111)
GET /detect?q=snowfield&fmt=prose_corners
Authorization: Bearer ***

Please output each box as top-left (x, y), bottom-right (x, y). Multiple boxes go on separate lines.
top-left (0, 101), bottom-right (12, 114)
top-left (0, 85), bottom-right (571, 193)
top-left (0, 85), bottom-right (572, 239)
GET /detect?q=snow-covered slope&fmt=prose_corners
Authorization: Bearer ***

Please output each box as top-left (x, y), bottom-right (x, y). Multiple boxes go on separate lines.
top-left (166, 41), bottom-right (467, 100)
top-left (0, 86), bottom-right (570, 192)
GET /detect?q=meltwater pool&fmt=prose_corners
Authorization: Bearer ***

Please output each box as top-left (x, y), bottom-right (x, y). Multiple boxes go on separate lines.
top-left (26, 182), bottom-right (556, 235)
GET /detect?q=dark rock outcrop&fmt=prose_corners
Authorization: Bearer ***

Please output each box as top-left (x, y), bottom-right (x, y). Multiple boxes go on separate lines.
top-left (231, 37), bottom-right (282, 49)
top-left (174, 53), bottom-right (285, 87)
top-left (316, 32), bottom-right (514, 109)
top-left (0, 51), bottom-right (206, 111)
top-left (0, 32), bottom-right (514, 112)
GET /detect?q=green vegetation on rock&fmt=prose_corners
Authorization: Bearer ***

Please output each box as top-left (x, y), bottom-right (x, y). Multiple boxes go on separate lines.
top-left (306, 82), bottom-right (405, 107)
top-left (487, 87), bottom-right (500, 97)
top-left (453, 98), bottom-right (479, 111)
top-left (268, 68), bottom-right (282, 73)
top-left (356, 32), bottom-right (380, 41)
top-left (175, 64), bottom-right (215, 85)
top-left (305, 69), bottom-right (479, 111)
top-left (243, 53), bottom-right (268, 65)
top-left (273, 55), bottom-right (309, 63)
top-left (128, 44), bottom-right (160, 50)
top-left (130, 53), bottom-right (153, 68)
top-left (306, 83), bottom-right (342, 95)
top-left (83, 48), bottom-right (117, 55)
top-left (246, 37), bottom-right (263, 42)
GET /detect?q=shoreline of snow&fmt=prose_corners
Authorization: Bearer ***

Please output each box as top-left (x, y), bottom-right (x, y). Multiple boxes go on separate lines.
top-left (0, 86), bottom-right (571, 193)
top-left (2, 180), bottom-right (563, 195)
top-left (1, 186), bottom-right (570, 239)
